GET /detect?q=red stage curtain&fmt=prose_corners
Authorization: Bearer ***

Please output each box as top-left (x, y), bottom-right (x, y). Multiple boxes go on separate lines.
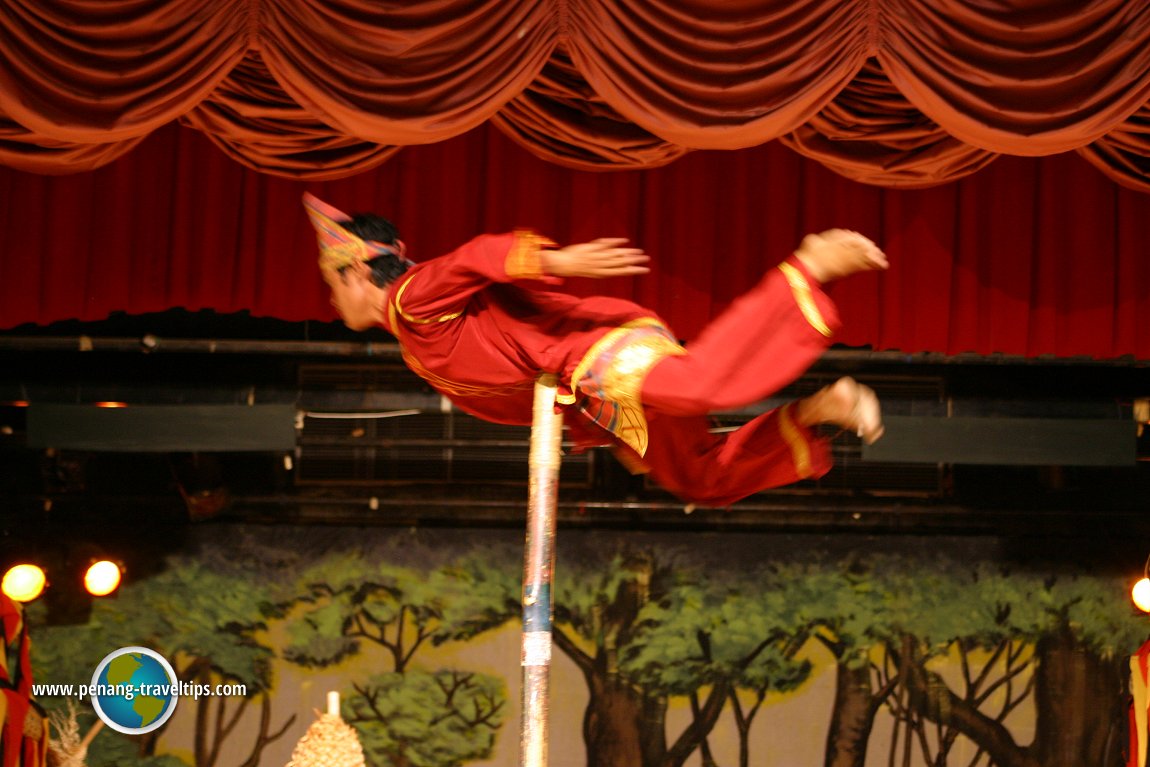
top-left (1, 122), bottom-right (1148, 360)
top-left (1, 1), bottom-right (1150, 188)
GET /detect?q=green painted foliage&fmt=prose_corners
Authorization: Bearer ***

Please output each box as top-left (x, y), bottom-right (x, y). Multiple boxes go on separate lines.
top-left (344, 668), bottom-right (506, 767)
top-left (283, 548), bottom-right (521, 668)
top-left (431, 552), bottom-right (520, 643)
top-left (621, 571), bottom-right (810, 696)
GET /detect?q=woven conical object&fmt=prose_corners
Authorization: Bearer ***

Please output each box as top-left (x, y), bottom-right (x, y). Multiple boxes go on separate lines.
top-left (285, 692), bottom-right (365, 767)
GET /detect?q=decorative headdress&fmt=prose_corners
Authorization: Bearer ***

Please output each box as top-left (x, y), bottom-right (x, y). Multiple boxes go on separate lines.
top-left (303, 192), bottom-right (406, 272)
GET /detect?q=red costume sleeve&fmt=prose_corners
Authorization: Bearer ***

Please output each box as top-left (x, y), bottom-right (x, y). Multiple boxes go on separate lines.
top-left (391, 232), bottom-right (558, 325)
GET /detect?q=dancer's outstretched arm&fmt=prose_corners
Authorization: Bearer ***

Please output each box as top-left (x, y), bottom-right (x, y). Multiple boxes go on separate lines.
top-left (539, 238), bottom-right (650, 278)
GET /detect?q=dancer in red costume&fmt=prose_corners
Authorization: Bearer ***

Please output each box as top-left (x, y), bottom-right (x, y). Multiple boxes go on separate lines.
top-left (305, 193), bottom-right (886, 507)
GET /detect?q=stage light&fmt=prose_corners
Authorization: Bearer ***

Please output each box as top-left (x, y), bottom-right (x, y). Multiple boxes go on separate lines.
top-left (83, 559), bottom-right (122, 597)
top-left (2, 563), bottom-right (47, 602)
top-left (1135, 552), bottom-right (1150, 613)
top-left (1134, 578), bottom-right (1150, 613)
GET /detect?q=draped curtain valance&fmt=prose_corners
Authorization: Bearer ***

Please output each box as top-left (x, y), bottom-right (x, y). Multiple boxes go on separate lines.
top-left (2, 0), bottom-right (1150, 190)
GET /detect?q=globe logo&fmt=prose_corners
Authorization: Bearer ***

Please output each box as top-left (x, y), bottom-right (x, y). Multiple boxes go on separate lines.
top-left (90, 647), bottom-right (179, 735)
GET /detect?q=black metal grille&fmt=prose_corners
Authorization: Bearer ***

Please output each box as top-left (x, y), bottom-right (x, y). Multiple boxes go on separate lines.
top-left (296, 411), bottom-right (593, 486)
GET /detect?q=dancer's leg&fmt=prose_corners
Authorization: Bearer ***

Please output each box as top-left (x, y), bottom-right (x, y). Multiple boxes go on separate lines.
top-left (632, 407), bottom-right (829, 507)
top-left (640, 230), bottom-right (887, 417)
top-left (626, 377), bottom-right (882, 507)
top-left (640, 257), bottom-right (836, 416)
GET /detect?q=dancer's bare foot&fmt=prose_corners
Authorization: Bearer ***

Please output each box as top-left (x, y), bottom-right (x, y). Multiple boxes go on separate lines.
top-left (794, 229), bottom-right (888, 284)
top-left (796, 377), bottom-right (884, 444)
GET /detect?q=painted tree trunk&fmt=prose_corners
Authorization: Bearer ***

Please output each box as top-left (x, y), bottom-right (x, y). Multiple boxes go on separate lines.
top-left (583, 672), bottom-right (666, 767)
top-left (1031, 627), bottom-right (1126, 767)
top-left (824, 663), bottom-right (876, 767)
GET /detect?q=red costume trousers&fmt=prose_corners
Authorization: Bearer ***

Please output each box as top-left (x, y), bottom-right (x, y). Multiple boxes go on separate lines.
top-left (618, 258), bottom-right (838, 506)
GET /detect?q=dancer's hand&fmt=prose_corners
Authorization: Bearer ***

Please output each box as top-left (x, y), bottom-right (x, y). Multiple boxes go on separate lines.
top-left (795, 229), bottom-right (888, 283)
top-left (540, 238), bottom-right (651, 278)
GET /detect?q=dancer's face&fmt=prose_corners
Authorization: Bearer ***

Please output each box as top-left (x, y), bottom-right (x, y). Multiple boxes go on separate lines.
top-left (323, 262), bottom-right (387, 331)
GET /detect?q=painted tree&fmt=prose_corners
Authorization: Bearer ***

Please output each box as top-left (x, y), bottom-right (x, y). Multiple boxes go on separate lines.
top-left (621, 573), bottom-right (812, 767)
top-left (282, 550), bottom-right (510, 767)
top-left (726, 636), bottom-right (810, 767)
top-left (548, 548), bottom-right (671, 767)
top-left (891, 562), bottom-right (1146, 767)
top-left (345, 669), bottom-right (504, 767)
top-left (739, 553), bottom-right (1145, 767)
top-left (539, 546), bottom-right (816, 767)
top-left (29, 556), bottom-right (292, 767)
top-left (620, 579), bottom-right (736, 767)
top-left (875, 556), bottom-right (1018, 767)
top-left (767, 557), bottom-right (904, 767)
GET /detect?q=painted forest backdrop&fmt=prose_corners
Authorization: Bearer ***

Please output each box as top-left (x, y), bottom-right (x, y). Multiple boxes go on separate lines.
top-left (27, 525), bottom-right (1147, 767)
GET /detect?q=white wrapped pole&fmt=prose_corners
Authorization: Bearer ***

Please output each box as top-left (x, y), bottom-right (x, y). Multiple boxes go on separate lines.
top-left (520, 374), bottom-right (562, 767)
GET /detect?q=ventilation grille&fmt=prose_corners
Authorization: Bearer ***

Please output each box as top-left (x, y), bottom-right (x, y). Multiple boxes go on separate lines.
top-left (790, 445), bottom-right (946, 497)
top-left (297, 411), bottom-right (593, 486)
top-left (299, 362), bottom-right (426, 392)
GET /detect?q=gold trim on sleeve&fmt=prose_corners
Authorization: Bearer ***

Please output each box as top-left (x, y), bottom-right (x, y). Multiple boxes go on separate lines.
top-left (778, 403), bottom-right (813, 478)
top-left (505, 231), bottom-right (557, 280)
top-left (778, 262), bottom-right (832, 338)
